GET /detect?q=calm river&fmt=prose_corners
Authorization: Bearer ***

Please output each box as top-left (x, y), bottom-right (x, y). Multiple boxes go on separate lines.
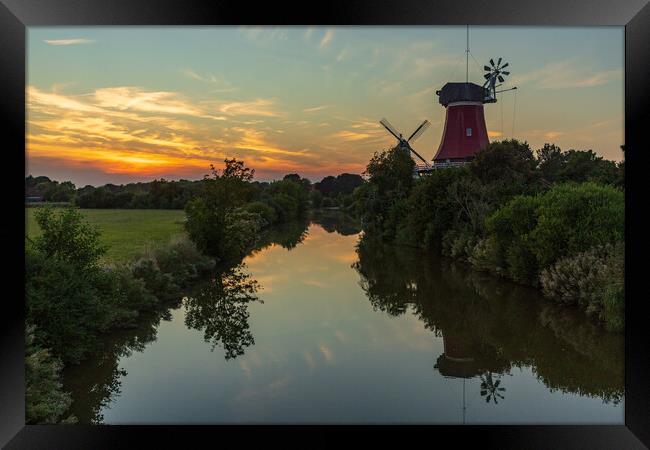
top-left (63, 213), bottom-right (624, 424)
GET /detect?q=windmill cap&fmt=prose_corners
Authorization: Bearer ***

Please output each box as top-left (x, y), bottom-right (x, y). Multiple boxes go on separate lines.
top-left (437, 82), bottom-right (489, 107)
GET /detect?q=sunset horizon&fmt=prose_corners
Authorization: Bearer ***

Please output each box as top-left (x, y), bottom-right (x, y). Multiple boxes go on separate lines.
top-left (27, 26), bottom-right (624, 186)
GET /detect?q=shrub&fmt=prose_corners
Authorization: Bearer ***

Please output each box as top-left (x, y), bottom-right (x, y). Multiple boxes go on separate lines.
top-left (130, 257), bottom-right (181, 303)
top-left (530, 183), bottom-right (623, 267)
top-left (441, 229), bottom-right (478, 261)
top-left (485, 182), bottom-right (623, 284)
top-left (468, 236), bottom-right (503, 275)
top-left (485, 194), bottom-right (540, 273)
top-left (244, 201), bottom-right (277, 226)
top-left (270, 193), bottom-right (300, 221)
top-left (25, 326), bottom-right (76, 424)
top-left (109, 265), bottom-right (158, 313)
top-left (505, 237), bottom-right (538, 285)
top-left (150, 235), bottom-right (215, 287)
top-left (540, 242), bottom-right (624, 331)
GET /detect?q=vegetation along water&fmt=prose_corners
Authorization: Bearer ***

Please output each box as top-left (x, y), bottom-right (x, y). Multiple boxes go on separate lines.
top-left (24, 140), bottom-right (624, 423)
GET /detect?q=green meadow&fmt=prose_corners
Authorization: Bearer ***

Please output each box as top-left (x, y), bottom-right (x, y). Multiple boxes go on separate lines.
top-left (26, 208), bottom-right (186, 263)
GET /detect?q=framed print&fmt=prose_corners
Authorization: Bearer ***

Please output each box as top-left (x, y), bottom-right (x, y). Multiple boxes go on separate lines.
top-left (2, 0), bottom-right (649, 448)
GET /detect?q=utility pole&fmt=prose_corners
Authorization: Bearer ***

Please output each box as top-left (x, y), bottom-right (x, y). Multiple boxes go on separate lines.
top-left (466, 25), bottom-right (469, 83)
top-left (462, 378), bottom-right (467, 424)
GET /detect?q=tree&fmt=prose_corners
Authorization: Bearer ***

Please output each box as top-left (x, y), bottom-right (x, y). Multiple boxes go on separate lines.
top-left (185, 159), bottom-right (257, 259)
top-left (361, 147), bottom-right (415, 240)
top-left (31, 206), bottom-right (106, 273)
top-left (396, 166), bottom-right (470, 250)
top-left (365, 147), bottom-right (414, 196)
top-left (26, 207), bottom-right (122, 363)
top-left (536, 143), bottom-right (565, 183)
top-left (470, 139), bottom-right (541, 203)
top-left (557, 150), bottom-right (619, 185)
top-left (616, 146), bottom-right (625, 190)
top-left (282, 173), bottom-right (311, 191)
top-left (314, 173), bottom-right (364, 197)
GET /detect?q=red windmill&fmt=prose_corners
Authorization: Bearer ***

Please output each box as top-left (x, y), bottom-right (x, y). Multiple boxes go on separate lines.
top-left (433, 57), bottom-right (516, 168)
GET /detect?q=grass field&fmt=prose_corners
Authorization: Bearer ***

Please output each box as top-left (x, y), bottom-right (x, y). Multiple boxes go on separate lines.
top-left (26, 208), bottom-right (187, 263)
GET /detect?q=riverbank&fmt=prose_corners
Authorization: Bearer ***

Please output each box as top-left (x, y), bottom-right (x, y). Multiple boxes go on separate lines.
top-left (61, 220), bottom-right (623, 424)
top-left (25, 206), bottom-right (215, 423)
top-left (24, 195), bottom-right (323, 423)
top-left (350, 141), bottom-right (624, 331)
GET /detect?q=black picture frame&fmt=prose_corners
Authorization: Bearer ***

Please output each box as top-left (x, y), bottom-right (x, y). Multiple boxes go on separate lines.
top-left (2, 0), bottom-right (649, 448)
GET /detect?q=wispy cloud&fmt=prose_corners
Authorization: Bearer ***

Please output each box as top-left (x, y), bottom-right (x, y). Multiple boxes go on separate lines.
top-left (230, 127), bottom-right (311, 157)
top-left (510, 60), bottom-right (622, 89)
top-left (183, 69), bottom-right (237, 92)
top-left (320, 29), bottom-right (335, 49)
top-left (319, 344), bottom-right (334, 363)
top-left (303, 105), bottom-right (332, 113)
top-left (44, 39), bottom-right (94, 46)
top-left (239, 27), bottom-right (288, 43)
top-left (94, 87), bottom-right (207, 117)
top-left (331, 130), bottom-right (373, 142)
top-left (336, 47), bottom-right (350, 62)
top-left (373, 80), bottom-right (402, 96)
top-left (216, 98), bottom-right (284, 117)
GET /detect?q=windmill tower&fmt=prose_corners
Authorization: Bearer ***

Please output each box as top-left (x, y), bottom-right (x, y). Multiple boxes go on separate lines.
top-left (432, 28), bottom-right (516, 168)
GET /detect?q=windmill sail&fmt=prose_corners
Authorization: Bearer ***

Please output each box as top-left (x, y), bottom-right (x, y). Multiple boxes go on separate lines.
top-left (378, 117), bottom-right (431, 167)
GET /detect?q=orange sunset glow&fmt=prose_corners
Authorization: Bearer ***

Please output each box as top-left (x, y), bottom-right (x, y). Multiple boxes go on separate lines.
top-left (27, 26), bottom-right (623, 186)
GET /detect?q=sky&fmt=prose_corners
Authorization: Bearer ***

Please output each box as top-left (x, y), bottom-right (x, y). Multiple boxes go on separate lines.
top-left (26, 26), bottom-right (624, 186)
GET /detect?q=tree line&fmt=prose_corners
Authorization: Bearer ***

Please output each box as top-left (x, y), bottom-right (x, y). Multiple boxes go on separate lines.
top-left (349, 140), bottom-right (625, 331)
top-left (25, 172), bottom-right (365, 210)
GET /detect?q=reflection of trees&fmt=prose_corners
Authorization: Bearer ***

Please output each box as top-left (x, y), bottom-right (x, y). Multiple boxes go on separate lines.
top-left (63, 217), bottom-right (317, 423)
top-left (63, 217), bottom-right (309, 423)
top-left (63, 265), bottom-right (262, 423)
top-left (183, 264), bottom-right (260, 360)
top-left (353, 235), bottom-right (624, 404)
top-left (310, 210), bottom-right (362, 236)
top-left (254, 218), bottom-right (310, 252)
top-left (62, 307), bottom-right (172, 423)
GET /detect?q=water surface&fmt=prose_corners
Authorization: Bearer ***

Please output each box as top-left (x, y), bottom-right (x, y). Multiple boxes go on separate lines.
top-left (64, 214), bottom-right (623, 424)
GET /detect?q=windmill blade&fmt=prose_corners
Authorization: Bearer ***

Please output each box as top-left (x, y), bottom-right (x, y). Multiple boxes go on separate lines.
top-left (379, 118), bottom-right (401, 141)
top-left (501, 62), bottom-right (509, 69)
top-left (497, 57), bottom-right (502, 67)
top-left (407, 144), bottom-right (430, 166)
top-left (501, 70), bottom-right (510, 76)
top-left (407, 119), bottom-right (430, 142)
top-left (483, 65), bottom-right (491, 71)
top-left (490, 58), bottom-right (495, 67)
top-left (498, 75), bottom-right (505, 82)
top-left (484, 73), bottom-right (491, 79)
